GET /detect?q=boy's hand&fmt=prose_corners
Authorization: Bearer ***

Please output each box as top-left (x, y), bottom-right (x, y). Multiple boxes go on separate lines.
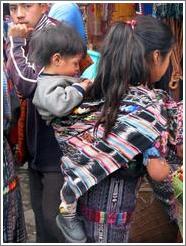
top-left (8, 24), bottom-right (33, 38)
top-left (79, 79), bottom-right (93, 91)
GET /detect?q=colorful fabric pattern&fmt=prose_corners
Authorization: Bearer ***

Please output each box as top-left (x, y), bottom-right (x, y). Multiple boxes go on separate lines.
top-left (3, 176), bottom-right (18, 195)
top-left (52, 86), bottom-right (182, 204)
top-left (175, 102), bottom-right (183, 144)
top-left (3, 137), bottom-right (27, 243)
top-left (78, 172), bottom-right (141, 243)
top-left (80, 204), bottom-right (133, 225)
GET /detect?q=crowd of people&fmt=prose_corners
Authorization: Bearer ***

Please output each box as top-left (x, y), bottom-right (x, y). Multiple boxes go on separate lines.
top-left (3, 2), bottom-right (183, 243)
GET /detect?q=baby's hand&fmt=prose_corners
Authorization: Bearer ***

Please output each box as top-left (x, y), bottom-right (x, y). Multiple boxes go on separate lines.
top-left (79, 79), bottom-right (93, 91)
top-left (146, 158), bottom-right (170, 182)
top-left (8, 24), bottom-right (33, 38)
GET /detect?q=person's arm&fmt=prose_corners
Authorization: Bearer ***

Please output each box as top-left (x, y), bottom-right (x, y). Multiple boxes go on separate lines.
top-left (6, 24), bottom-right (42, 98)
top-left (175, 102), bottom-right (183, 159)
top-left (33, 81), bottom-right (86, 118)
top-left (146, 158), bottom-right (170, 182)
top-left (165, 99), bottom-right (183, 159)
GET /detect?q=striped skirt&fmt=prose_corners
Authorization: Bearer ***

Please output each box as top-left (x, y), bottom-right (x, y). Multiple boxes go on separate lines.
top-left (78, 169), bottom-right (142, 243)
top-left (3, 137), bottom-right (27, 243)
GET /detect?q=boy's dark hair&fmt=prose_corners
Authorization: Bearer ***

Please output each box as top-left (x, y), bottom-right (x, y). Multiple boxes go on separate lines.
top-left (91, 15), bottom-right (175, 138)
top-left (30, 22), bottom-right (87, 67)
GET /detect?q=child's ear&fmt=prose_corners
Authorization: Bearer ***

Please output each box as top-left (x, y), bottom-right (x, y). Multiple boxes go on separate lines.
top-left (51, 53), bottom-right (63, 66)
top-left (152, 50), bottom-right (161, 65)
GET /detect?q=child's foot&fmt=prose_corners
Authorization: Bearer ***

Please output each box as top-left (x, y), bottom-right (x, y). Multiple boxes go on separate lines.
top-left (56, 214), bottom-right (87, 243)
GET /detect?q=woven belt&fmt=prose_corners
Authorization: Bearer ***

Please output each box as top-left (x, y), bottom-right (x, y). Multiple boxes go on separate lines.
top-left (80, 204), bottom-right (133, 225)
top-left (3, 176), bottom-right (18, 195)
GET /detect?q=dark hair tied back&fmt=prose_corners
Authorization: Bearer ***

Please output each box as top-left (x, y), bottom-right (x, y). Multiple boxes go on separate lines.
top-left (91, 15), bottom-right (174, 138)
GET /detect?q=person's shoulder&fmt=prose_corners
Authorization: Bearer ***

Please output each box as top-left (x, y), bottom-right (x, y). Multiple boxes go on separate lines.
top-left (50, 2), bottom-right (78, 10)
top-left (49, 2), bottom-right (79, 15)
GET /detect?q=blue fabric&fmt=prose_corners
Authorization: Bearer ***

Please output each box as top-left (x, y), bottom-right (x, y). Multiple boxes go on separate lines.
top-left (143, 3), bottom-right (153, 15)
top-left (3, 21), bottom-right (9, 39)
top-left (49, 3), bottom-right (87, 44)
top-left (3, 69), bottom-right (20, 133)
top-left (81, 50), bottom-right (101, 80)
top-left (143, 147), bottom-right (161, 166)
top-left (72, 84), bottom-right (85, 97)
top-left (123, 105), bottom-right (140, 113)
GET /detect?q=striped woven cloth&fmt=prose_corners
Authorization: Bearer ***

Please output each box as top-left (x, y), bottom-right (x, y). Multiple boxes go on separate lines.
top-left (3, 137), bottom-right (27, 243)
top-left (52, 86), bottom-right (181, 198)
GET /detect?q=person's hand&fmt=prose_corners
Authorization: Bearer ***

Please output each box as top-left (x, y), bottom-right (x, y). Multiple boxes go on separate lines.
top-left (79, 79), bottom-right (93, 91)
top-left (8, 24), bottom-right (33, 38)
top-left (146, 158), bottom-right (170, 182)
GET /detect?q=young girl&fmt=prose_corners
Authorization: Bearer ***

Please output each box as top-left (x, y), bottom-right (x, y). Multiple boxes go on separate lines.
top-left (50, 16), bottom-right (182, 243)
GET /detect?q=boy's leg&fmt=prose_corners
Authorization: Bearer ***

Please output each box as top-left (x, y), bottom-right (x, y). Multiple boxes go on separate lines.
top-left (28, 168), bottom-right (49, 242)
top-left (42, 171), bottom-right (66, 242)
top-left (59, 181), bottom-right (77, 213)
top-left (56, 180), bottom-right (87, 243)
top-left (57, 154), bottom-right (122, 243)
top-left (28, 168), bottom-right (65, 243)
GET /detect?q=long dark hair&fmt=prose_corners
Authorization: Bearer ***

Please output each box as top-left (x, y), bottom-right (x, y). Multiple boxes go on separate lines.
top-left (91, 15), bottom-right (175, 138)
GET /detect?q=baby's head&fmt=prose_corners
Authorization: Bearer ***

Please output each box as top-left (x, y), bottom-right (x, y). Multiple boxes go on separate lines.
top-left (30, 22), bottom-right (87, 76)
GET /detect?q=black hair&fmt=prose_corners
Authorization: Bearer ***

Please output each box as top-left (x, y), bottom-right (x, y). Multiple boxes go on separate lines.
top-left (3, 3), bottom-right (10, 17)
top-left (30, 22), bottom-right (87, 67)
top-left (91, 15), bottom-right (175, 138)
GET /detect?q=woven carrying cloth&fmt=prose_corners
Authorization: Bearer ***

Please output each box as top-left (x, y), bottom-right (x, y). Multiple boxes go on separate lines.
top-left (52, 87), bottom-right (180, 200)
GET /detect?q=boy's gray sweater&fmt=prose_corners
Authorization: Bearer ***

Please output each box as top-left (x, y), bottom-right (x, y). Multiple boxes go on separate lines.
top-left (33, 74), bottom-right (84, 122)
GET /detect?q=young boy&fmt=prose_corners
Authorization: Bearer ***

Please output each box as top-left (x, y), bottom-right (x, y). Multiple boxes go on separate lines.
top-left (31, 24), bottom-right (93, 243)
top-left (32, 23), bottom-right (92, 123)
